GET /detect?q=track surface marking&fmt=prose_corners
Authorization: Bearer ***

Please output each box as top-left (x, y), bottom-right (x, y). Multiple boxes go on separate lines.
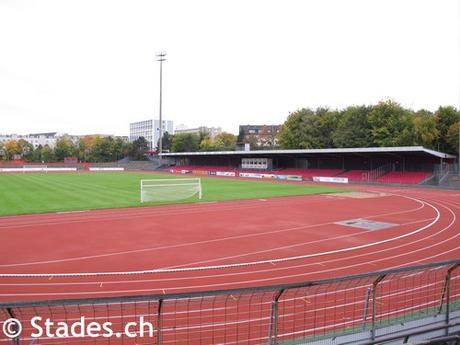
top-left (0, 184), bottom-right (458, 301)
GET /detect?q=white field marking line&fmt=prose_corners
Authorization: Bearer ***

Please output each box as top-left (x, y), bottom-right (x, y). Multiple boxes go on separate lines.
top-left (44, 196), bottom-right (454, 294)
top-left (0, 218), bottom-right (428, 276)
top-left (384, 197), bottom-right (459, 269)
top-left (0, 205), bottom-right (447, 292)
top-left (0, 194), bottom-right (449, 295)
top-left (0, 192), bottom-right (407, 230)
top-left (0, 195), bottom-right (426, 268)
top-left (0, 201), bottom-right (281, 229)
top-left (55, 210), bottom-right (89, 214)
top-left (0, 197), bottom-right (436, 276)
top-left (0, 192), bottom-right (306, 228)
top-left (0, 215), bottom-right (438, 288)
top-left (0, 222), bottom-right (364, 268)
top-left (157, 217), bottom-right (435, 270)
top-left (130, 195), bottom-right (441, 273)
top-left (0, 238), bottom-right (438, 295)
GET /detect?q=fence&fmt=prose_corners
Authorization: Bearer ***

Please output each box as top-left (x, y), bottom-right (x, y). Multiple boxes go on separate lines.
top-left (1, 260), bottom-right (459, 344)
top-left (365, 163), bottom-right (393, 182)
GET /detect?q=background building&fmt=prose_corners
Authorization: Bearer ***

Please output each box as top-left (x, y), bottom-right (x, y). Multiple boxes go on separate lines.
top-left (238, 125), bottom-right (281, 148)
top-left (174, 125), bottom-right (222, 139)
top-left (0, 132), bottom-right (59, 149)
top-left (129, 119), bottom-right (174, 149)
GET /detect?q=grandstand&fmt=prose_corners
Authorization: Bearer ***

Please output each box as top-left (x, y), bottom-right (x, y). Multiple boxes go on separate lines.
top-left (162, 146), bottom-right (456, 186)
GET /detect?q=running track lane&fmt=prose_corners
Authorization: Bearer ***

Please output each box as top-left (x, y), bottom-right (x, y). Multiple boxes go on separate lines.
top-left (0, 186), bottom-right (459, 301)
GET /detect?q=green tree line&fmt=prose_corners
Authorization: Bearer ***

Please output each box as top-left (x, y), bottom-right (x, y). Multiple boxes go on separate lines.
top-left (161, 131), bottom-right (237, 153)
top-left (0, 135), bottom-right (149, 162)
top-left (1, 100), bottom-right (458, 161)
top-left (278, 101), bottom-right (459, 154)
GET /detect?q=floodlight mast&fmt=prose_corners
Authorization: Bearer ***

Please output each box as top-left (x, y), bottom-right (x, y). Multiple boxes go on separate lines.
top-left (156, 51), bottom-right (166, 156)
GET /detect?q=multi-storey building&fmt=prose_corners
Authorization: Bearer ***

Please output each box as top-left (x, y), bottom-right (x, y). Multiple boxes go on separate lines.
top-left (129, 119), bottom-right (174, 150)
top-left (174, 126), bottom-right (222, 139)
top-left (238, 125), bottom-right (281, 148)
top-left (0, 132), bottom-right (59, 148)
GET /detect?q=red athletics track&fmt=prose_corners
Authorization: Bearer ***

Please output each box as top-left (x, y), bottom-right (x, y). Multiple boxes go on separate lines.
top-left (0, 182), bottom-right (458, 302)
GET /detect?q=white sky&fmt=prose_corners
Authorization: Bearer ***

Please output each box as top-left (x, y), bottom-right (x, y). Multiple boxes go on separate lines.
top-left (0, 0), bottom-right (459, 136)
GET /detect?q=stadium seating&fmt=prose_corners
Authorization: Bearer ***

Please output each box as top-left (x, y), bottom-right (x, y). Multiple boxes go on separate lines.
top-left (168, 166), bottom-right (344, 178)
top-left (376, 171), bottom-right (432, 184)
top-left (167, 165), bottom-right (433, 185)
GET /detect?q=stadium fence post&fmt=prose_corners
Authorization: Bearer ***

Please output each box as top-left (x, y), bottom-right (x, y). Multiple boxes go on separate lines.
top-left (267, 289), bottom-right (284, 345)
top-left (443, 264), bottom-right (460, 336)
top-left (6, 308), bottom-right (20, 345)
top-left (362, 287), bottom-right (372, 331)
top-left (157, 299), bottom-right (163, 345)
top-left (371, 274), bottom-right (386, 341)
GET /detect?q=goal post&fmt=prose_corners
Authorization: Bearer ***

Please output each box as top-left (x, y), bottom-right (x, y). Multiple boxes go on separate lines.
top-left (140, 178), bottom-right (202, 203)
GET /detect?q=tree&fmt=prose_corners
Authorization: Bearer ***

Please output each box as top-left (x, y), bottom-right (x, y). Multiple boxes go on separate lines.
top-left (0, 142), bottom-right (5, 160)
top-left (446, 122), bottom-right (459, 155)
top-left (278, 107), bottom-right (339, 149)
top-left (435, 106), bottom-right (460, 153)
top-left (91, 137), bottom-right (115, 162)
top-left (171, 133), bottom-right (200, 152)
top-left (412, 110), bottom-right (439, 148)
top-left (368, 100), bottom-right (415, 146)
top-left (16, 139), bottom-right (34, 160)
top-left (313, 108), bottom-right (340, 148)
top-left (54, 135), bottom-right (77, 161)
top-left (77, 135), bottom-right (99, 162)
top-left (157, 131), bottom-right (172, 152)
top-left (4, 140), bottom-right (20, 160)
top-left (213, 132), bottom-right (237, 151)
top-left (30, 145), bottom-right (44, 162)
top-left (128, 137), bottom-right (150, 160)
top-left (199, 138), bottom-right (215, 151)
top-left (333, 105), bottom-right (373, 147)
top-left (41, 145), bottom-right (55, 162)
top-left (278, 108), bottom-right (314, 149)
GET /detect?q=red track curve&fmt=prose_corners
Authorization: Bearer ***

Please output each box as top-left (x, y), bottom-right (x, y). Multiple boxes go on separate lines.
top-left (0, 183), bottom-right (459, 302)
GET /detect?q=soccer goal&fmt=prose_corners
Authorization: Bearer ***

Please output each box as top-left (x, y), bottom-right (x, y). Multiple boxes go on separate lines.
top-left (140, 178), bottom-right (202, 203)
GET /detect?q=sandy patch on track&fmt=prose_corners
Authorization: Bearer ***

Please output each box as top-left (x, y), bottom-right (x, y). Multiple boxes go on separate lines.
top-left (326, 191), bottom-right (388, 199)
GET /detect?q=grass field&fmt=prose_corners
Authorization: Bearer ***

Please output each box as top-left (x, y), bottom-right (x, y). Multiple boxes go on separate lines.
top-left (0, 172), bottom-right (350, 216)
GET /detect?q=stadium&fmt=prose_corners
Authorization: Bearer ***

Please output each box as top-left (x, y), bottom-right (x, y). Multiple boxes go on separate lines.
top-left (1, 1), bottom-right (459, 344)
top-left (0, 144), bottom-right (459, 345)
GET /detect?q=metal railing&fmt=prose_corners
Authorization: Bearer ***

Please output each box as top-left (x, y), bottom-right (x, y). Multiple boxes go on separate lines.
top-left (0, 260), bottom-right (459, 344)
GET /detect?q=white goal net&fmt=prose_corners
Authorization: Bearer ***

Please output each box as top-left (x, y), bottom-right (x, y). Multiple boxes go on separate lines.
top-left (140, 178), bottom-right (202, 203)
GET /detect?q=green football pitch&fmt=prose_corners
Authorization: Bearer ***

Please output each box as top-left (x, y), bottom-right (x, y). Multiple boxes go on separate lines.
top-left (0, 172), bottom-right (350, 216)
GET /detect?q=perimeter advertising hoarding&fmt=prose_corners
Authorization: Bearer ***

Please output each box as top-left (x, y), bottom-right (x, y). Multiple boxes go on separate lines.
top-left (312, 176), bottom-right (349, 183)
top-left (192, 170), bottom-right (208, 175)
top-left (216, 171), bottom-right (236, 177)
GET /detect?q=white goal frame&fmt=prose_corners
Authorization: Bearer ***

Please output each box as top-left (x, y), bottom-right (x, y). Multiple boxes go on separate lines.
top-left (140, 178), bottom-right (202, 203)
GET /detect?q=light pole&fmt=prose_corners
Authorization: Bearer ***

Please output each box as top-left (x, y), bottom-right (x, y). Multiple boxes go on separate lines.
top-left (156, 51), bottom-right (166, 156)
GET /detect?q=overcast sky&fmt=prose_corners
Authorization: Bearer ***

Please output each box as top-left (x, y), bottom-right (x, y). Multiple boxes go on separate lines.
top-left (0, 0), bottom-right (459, 136)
